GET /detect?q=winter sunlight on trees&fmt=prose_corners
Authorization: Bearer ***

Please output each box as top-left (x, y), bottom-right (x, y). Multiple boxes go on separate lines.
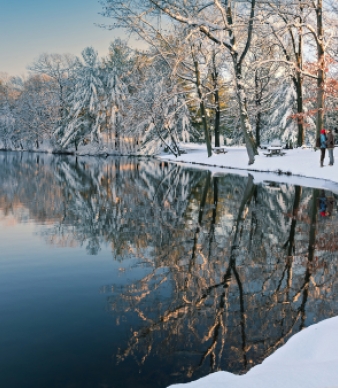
top-left (0, 1), bottom-right (338, 160)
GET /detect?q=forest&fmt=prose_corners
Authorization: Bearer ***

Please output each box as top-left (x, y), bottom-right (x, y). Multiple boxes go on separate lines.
top-left (1, 0), bottom-right (338, 164)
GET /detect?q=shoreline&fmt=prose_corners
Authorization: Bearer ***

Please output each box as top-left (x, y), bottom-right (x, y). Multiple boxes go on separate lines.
top-left (157, 145), bottom-right (338, 193)
top-left (156, 156), bottom-right (338, 193)
top-left (2, 146), bottom-right (338, 193)
top-left (168, 316), bottom-right (338, 388)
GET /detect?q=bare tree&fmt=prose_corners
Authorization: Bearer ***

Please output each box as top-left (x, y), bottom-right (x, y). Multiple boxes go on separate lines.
top-left (28, 53), bottom-right (77, 129)
top-left (100, 0), bottom-right (259, 163)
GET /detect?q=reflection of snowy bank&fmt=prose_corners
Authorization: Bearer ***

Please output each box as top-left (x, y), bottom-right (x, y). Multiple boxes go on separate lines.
top-left (169, 316), bottom-right (338, 388)
top-left (159, 145), bottom-right (338, 194)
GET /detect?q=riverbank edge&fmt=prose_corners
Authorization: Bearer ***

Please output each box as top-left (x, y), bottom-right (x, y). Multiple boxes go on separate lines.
top-left (156, 155), bottom-right (338, 191)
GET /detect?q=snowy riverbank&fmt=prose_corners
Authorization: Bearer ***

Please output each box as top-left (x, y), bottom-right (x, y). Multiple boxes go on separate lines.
top-left (168, 316), bottom-right (338, 388)
top-left (159, 145), bottom-right (338, 193)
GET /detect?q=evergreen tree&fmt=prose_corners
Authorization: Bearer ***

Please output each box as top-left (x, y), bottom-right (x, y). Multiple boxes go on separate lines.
top-left (56, 47), bottom-right (106, 150)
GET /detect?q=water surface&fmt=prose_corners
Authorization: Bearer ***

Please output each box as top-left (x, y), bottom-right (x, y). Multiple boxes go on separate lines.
top-left (0, 152), bottom-right (338, 388)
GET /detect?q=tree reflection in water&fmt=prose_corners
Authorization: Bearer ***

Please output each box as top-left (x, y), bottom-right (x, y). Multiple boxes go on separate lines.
top-left (1, 152), bottom-right (338, 384)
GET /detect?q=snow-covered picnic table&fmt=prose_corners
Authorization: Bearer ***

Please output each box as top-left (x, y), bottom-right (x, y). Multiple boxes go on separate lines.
top-left (177, 147), bottom-right (187, 154)
top-left (263, 146), bottom-right (286, 157)
top-left (212, 147), bottom-right (228, 154)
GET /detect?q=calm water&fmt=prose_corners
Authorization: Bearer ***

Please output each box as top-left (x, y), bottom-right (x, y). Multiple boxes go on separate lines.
top-left (1, 152), bottom-right (338, 388)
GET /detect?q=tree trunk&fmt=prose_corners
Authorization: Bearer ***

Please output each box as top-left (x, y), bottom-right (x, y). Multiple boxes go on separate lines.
top-left (255, 111), bottom-right (261, 148)
top-left (207, 176), bottom-right (219, 259)
top-left (194, 61), bottom-right (212, 157)
top-left (295, 72), bottom-right (304, 146)
top-left (189, 171), bottom-right (211, 272)
top-left (254, 71), bottom-right (261, 147)
top-left (211, 51), bottom-right (221, 148)
top-left (234, 61), bottom-right (258, 164)
top-left (316, 0), bottom-right (325, 139)
top-left (285, 186), bottom-right (302, 257)
top-left (226, 174), bottom-right (256, 369)
top-left (299, 188), bottom-right (319, 329)
top-left (296, 2), bottom-right (304, 146)
top-left (214, 89), bottom-right (221, 147)
top-left (308, 188), bottom-right (319, 263)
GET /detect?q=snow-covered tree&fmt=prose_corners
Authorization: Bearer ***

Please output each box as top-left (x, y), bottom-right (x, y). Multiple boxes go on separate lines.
top-left (101, 39), bottom-right (132, 151)
top-left (124, 53), bottom-right (197, 156)
top-left (28, 53), bottom-right (77, 130)
top-left (101, 0), bottom-right (259, 163)
top-left (55, 47), bottom-right (107, 150)
top-left (0, 75), bottom-right (17, 149)
top-left (14, 74), bottom-right (58, 149)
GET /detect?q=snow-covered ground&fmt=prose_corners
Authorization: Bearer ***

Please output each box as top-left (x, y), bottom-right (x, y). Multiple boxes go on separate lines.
top-left (168, 316), bottom-right (338, 388)
top-left (159, 145), bottom-right (338, 193)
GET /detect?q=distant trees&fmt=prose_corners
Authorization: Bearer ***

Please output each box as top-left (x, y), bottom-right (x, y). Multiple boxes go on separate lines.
top-left (0, 75), bottom-right (17, 149)
top-left (0, 73), bottom-right (58, 150)
top-left (0, 38), bottom-right (198, 155)
top-left (1, 1), bottom-right (338, 160)
top-left (28, 53), bottom-right (77, 128)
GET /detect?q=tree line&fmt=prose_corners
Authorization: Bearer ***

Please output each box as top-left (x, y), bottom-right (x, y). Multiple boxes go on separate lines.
top-left (1, 1), bottom-right (338, 163)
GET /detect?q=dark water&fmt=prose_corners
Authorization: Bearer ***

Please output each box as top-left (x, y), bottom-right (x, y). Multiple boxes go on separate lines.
top-left (1, 152), bottom-right (338, 388)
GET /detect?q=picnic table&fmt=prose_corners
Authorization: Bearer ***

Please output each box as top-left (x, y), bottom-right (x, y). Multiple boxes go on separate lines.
top-left (263, 146), bottom-right (286, 157)
top-left (177, 147), bottom-right (187, 154)
top-left (212, 147), bottom-right (228, 154)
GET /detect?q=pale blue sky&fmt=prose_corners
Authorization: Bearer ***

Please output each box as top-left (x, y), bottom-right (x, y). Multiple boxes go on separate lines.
top-left (0, 0), bottom-right (126, 75)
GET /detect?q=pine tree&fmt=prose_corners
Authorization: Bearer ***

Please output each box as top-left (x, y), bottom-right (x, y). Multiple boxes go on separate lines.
top-left (56, 47), bottom-right (106, 150)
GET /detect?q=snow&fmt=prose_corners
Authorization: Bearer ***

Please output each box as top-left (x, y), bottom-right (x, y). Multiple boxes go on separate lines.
top-left (168, 316), bottom-right (338, 388)
top-left (158, 145), bottom-right (338, 193)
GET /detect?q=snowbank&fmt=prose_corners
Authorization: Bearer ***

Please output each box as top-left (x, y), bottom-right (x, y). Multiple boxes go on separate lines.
top-left (159, 145), bottom-right (338, 192)
top-left (168, 316), bottom-right (338, 388)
